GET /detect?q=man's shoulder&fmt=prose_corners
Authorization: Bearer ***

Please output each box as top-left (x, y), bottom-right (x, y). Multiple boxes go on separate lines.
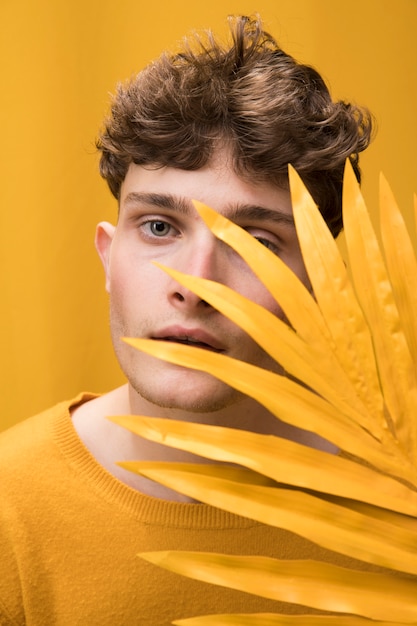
top-left (0, 393), bottom-right (97, 469)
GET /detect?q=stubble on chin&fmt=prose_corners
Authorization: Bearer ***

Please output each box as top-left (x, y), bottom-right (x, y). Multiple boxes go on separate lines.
top-left (128, 371), bottom-right (244, 414)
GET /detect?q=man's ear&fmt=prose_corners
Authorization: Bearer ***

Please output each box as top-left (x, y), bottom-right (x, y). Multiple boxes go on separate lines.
top-left (95, 222), bottom-right (116, 293)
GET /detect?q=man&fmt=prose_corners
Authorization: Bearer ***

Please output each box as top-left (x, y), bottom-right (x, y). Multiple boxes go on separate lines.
top-left (0, 15), bottom-right (373, 625)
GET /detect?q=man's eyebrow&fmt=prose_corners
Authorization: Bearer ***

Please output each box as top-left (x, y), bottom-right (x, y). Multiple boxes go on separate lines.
top-left (123, 192), bottom-right (192, 214)
top-left (123, 191), bottom-right (295, 228)
top-left (226, 204), bottom-right (295, 228)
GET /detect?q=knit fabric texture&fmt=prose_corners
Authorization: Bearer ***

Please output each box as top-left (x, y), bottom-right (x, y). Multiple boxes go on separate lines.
top-left (0, 394), bottom-right (400, 625)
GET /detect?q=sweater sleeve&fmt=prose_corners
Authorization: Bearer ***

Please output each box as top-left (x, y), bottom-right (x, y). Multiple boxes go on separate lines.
top-left (0, 534), bottom-right (24, 625)
top-left (0, 425), bottom-right (30, 626)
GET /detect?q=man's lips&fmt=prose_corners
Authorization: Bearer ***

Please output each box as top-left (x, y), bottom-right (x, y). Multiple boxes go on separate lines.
top-left (151, 327), bottom-right (226, 353)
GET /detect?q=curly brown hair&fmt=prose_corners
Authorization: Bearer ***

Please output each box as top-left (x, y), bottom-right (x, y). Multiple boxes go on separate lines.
top-left (97, 15), bottom-right (374, 236)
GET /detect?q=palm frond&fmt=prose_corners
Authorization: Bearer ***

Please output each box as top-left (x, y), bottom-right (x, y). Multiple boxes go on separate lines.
top-left (173, 615), bottom-right (405, 626)
top-left (110, 162), bottom-right (417, 622)
top-left (110, 415), bottom-right (417, 515)
top-left (140, 551), bottom-right (417, 623)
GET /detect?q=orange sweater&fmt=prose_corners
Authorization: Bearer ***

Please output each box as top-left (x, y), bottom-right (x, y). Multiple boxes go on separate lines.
top-left (0, 394), bottom-right (396, 625)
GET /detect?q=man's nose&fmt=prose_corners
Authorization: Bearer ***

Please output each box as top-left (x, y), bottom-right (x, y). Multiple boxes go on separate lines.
top-left (167, 234), bottom-right (225, 310)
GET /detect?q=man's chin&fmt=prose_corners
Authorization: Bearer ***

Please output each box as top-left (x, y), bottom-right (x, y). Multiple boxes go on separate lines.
top-left (130, 379), bottom-right (243, 415)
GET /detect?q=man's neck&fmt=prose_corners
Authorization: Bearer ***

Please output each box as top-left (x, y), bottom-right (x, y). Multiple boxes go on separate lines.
top-left (72, 383), bottom-right (337, 501)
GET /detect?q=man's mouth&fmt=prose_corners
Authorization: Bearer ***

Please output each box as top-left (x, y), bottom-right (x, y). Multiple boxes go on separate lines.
top-left (154, 336), bottom-right (224, 353)
top-left (151, 328), bottom-right (225, 353)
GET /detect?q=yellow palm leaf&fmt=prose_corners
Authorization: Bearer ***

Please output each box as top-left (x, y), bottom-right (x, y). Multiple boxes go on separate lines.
top-left (288, 166), bottom-right (383, 420)
top-left (110, 415), bottom-right (417, 515)
top-left (120, 463), bottom-right (417, 575)
top-left (150, 263), bottom-right (381, 437)
top-left (415, 193), bottom-right (417, 238)
top-left (121, 338), bottom-right (370, 447)
top-left (173, 615), bottom-right (404, 626)
top-left (140, 551), bottom-right (417, 623)
top-left (379, 174), bottom-right (417, 360)
top-left (121, 338), bottom-right (415, 483)
top-left (343, 163), bottom-right (417, 457)
top-left (193, 200), bottom-right (332, 349)
top-left (115, 164), bottom-right (417, 621)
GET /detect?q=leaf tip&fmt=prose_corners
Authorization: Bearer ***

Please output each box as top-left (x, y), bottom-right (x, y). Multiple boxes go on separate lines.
top-left (192, 200), bottom-right (219, 226)
top-left (139, 550), bottom-right (171, 566)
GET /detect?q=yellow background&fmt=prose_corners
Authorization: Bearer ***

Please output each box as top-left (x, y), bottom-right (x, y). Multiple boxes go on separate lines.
top-left (1, 0), bottom-right (416, 431)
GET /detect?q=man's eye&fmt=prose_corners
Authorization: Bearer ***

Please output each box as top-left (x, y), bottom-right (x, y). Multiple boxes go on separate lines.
top-left (255, 236), bottom-right (271, 248)
top-left (244, 227), bottom-right (281, 254)
top-left (254, 236), bottom-right (278, 252)
top-left (147, 221), bottom-right (172, 236)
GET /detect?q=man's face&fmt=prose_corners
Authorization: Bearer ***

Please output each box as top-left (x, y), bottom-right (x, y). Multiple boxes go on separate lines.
top-left (96, 151), bottom-right (309, 415)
